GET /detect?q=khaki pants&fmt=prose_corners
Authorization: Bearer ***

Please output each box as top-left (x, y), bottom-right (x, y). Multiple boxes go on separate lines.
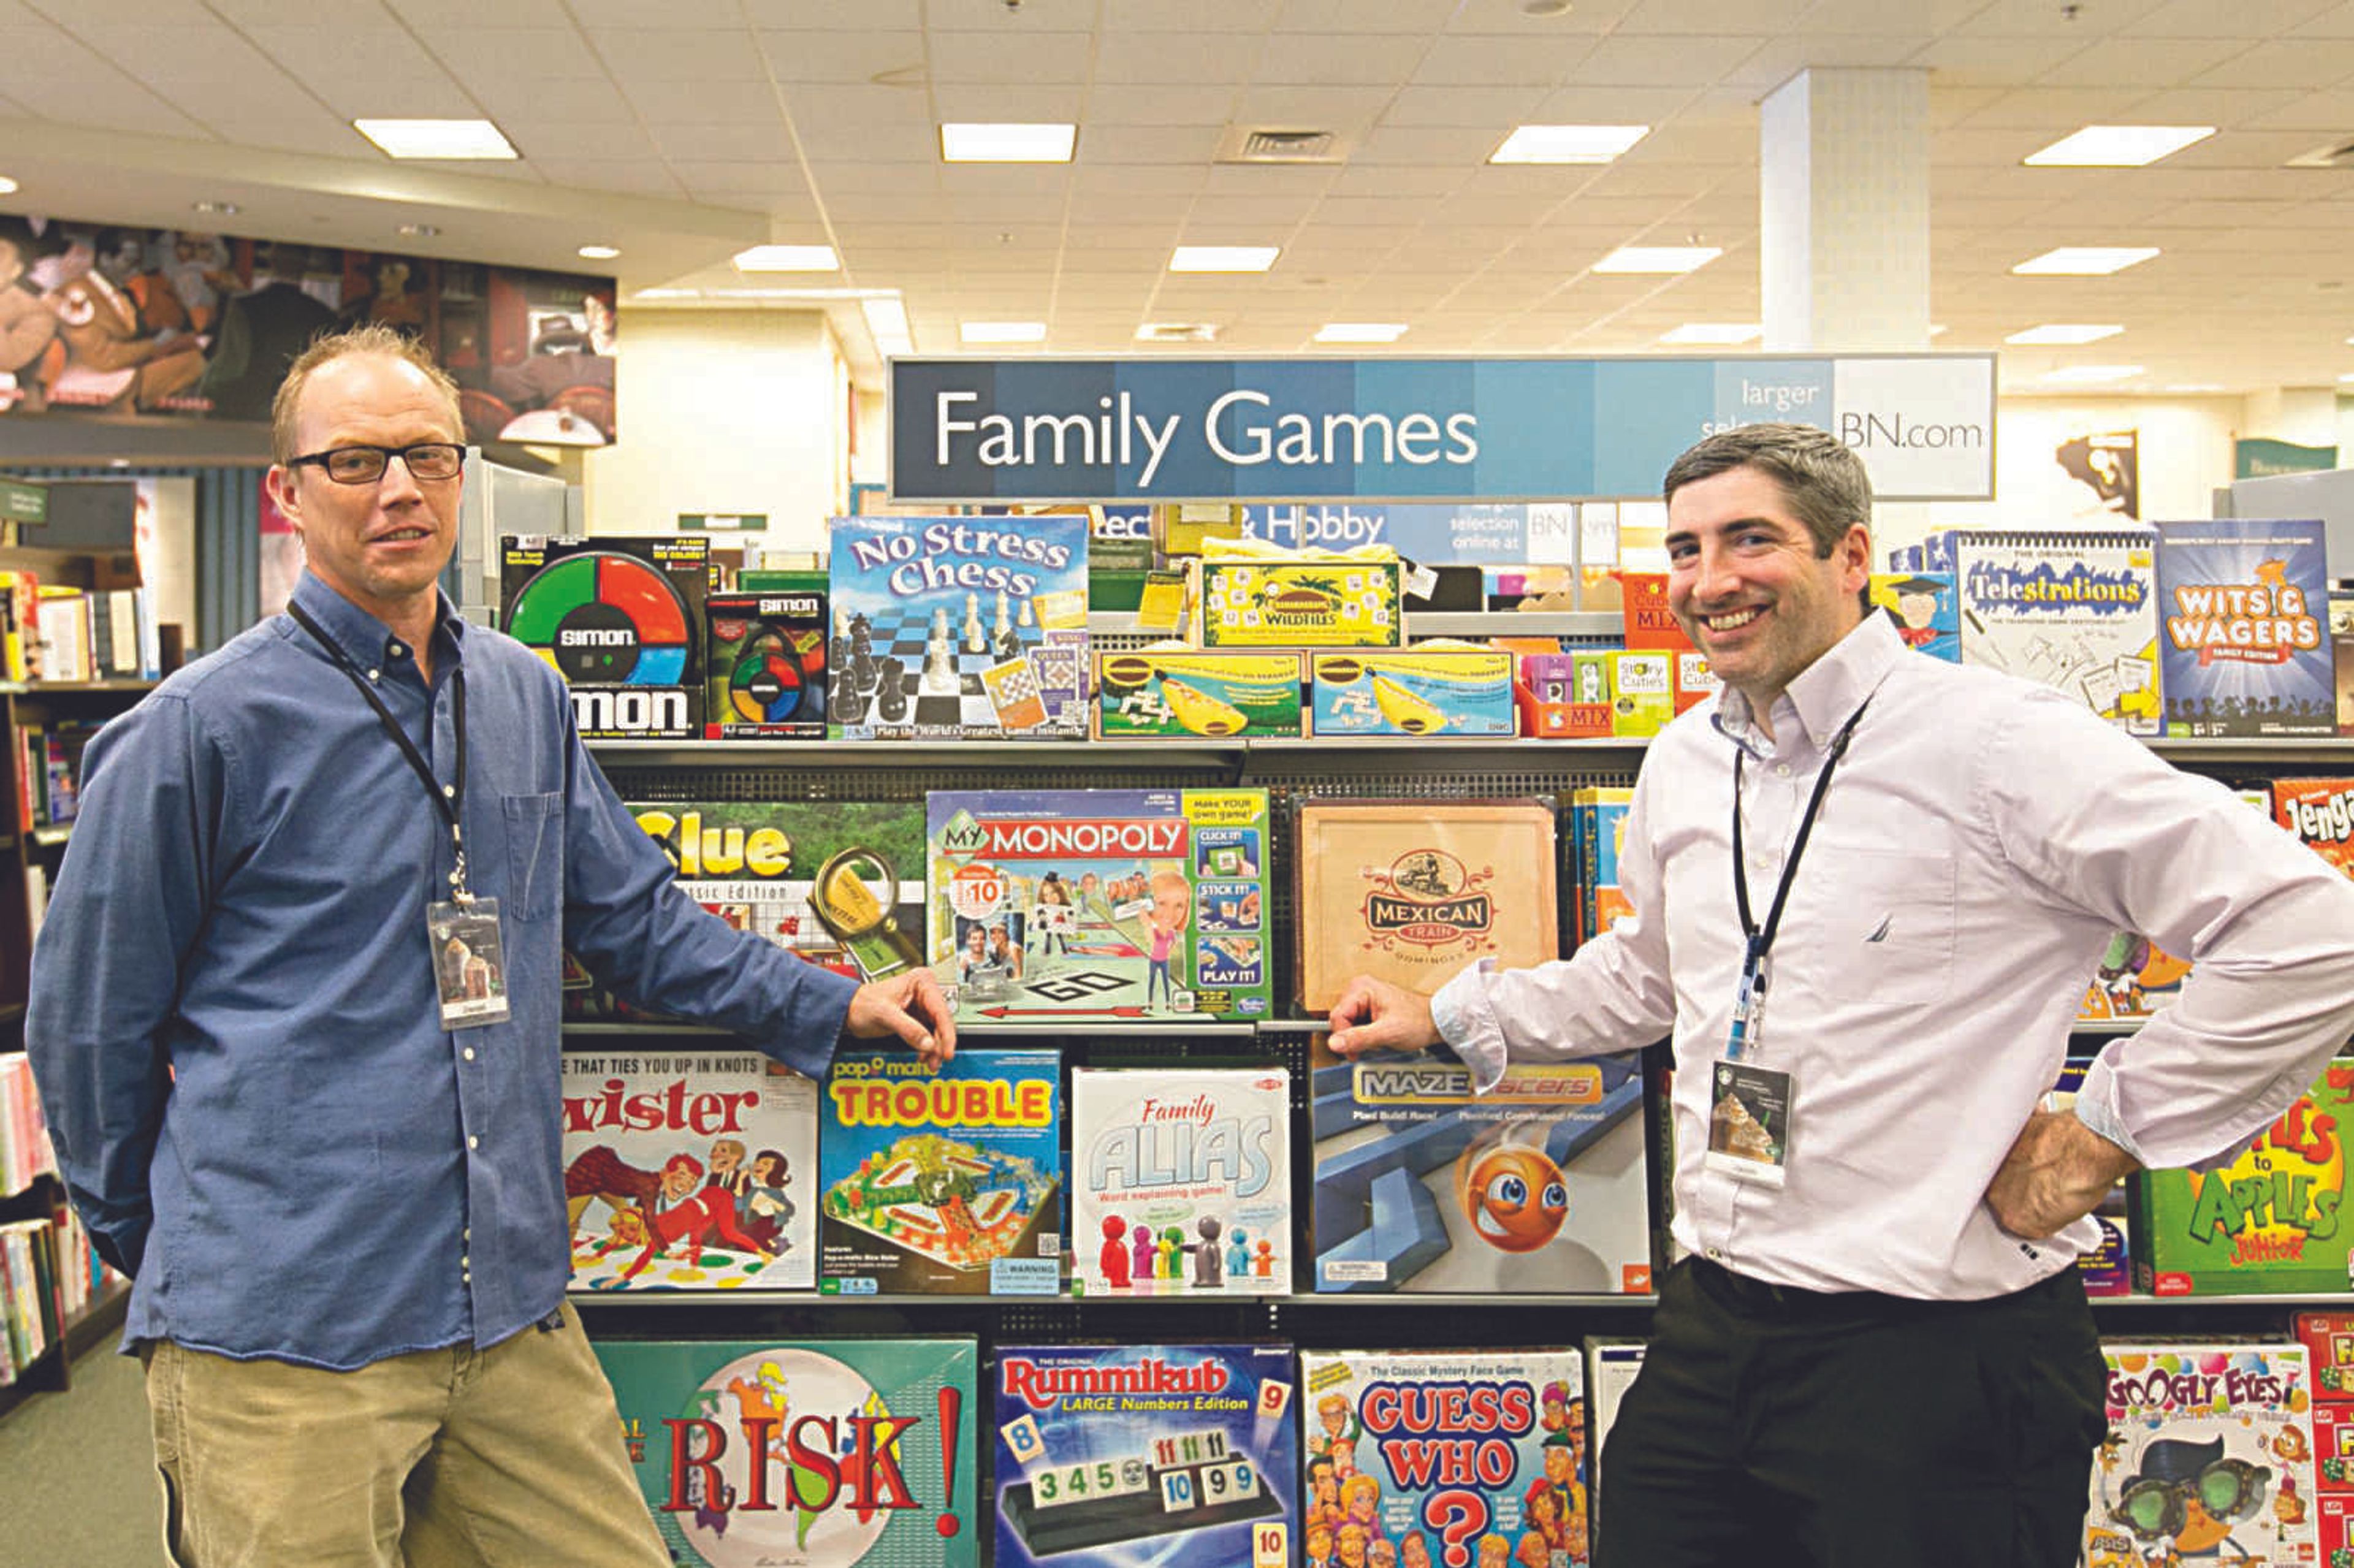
top-left (143, 1302), bottom-right (668, 1568)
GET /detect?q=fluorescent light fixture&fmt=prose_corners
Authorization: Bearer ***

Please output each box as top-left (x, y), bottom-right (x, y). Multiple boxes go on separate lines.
top-left (577, 244), bottom-right (620, 261)
top-left (940, 123), bottom-right (1076, 163)
top-left (632, 287), bottom-right (698, 300)
top-left (2004, 323), bottom-right (2124, 345)
top-left (2011, 246), bottom-right (2160, 276)
top-left (1170, 245), bottom-right (1280, 273)
top-left (961, 321), bottom-right (1047, 344)
top-left (1659, 322), bottom-right (1761, 345)
top-left (354, 118), bottom-right (517, 159)
top-left (1491, 124), bottom-right (1650, 164)
top-left (733, 244), bottom-right (839, 272)
top-left (397, 223), bottom-right (440, 239)
top-left (0, 176), bottom-right (15, 196)
top-left (2162, 383), bottom-right (2226, 394)
top-left (1929, 324), bottom-right (1949, 337)
top-left (2038, 364), bottom-right (2144, 384)
top-left (1593, 245), bottom-right (1721, 274)
top-left (1137, 322), bottom-right (1220, 343)
top-left (2024, 126), bottom-right (2214, 167)
top-left (862, 297), bottom-right (910, 341)
top-left (192, 199), bottom-right (239, 215)
top-left (1315, 322), bottom-right (1408, 344)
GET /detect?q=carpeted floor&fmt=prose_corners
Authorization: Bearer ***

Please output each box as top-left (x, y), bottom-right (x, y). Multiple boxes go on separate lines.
top-left (0, 1330), bottom-right (168, 1566)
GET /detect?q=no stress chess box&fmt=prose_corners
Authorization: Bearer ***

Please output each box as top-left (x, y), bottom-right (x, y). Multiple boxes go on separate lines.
top-left (994, 1343), bottom-right (1298, 1568)
top-left (1094, 649), bottom-right (1306, 740)
top-left (826, 514), bottom-right (1088, 740)
top-left (706, 590), bottom-right (826, 739)
top-left (500, 534), bottom-right (708, 739)
top-left (819, 1049), bottom-right (1062, 1296)
top-left (1070, 1065), bottom-right (1292, 1296)
top-left (1309, 1039), bottom-right (1651, 1295)
top-left (560, 1050), bottom-right (818, 1292)
top-left (1298, 1349), bottom-right (1591, 1568)
top-left (593, 1336), bottom-right (978, 1568)
top-left (1308, 649), bottom-right (1517, 738)
top-left (927, 790), bottom-right (1273, 1022)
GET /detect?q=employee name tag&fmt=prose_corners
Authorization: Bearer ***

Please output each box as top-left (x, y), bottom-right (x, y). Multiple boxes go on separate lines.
top-left (429, 899), bottom-right (511, 1030)
top-left (1705, 1059), bottom-right (1793, 1187)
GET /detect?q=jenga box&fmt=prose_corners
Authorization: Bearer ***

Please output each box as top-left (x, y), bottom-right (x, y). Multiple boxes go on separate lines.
top-left (2302, 1312), bottom-right (2354, 1401)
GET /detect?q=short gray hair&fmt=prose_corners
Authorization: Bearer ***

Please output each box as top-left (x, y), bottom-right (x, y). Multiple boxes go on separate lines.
top-left (1661, 422), bottom-right (1872, 559)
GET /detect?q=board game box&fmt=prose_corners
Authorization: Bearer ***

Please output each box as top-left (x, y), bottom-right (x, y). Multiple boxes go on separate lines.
top-left (593, 1336), bottom-right (978, 1568)
top-left (2158, 517), bottom-right (2336, 737)
top-left (1295, 799), bottom-right (1560, 1011)
top-left (2334, 591), bottom-right (2353, 736)
top-left (1608, 652), bottom-right (1672, 737)
top-left (1309, 1038), bottom-right (1651, 1295)
top-left (926, 789), bottom-right (1273, 1022)
top-left (1585, 1339), bottom-right (1645, 1554)
top-left (1868, 571), bottom-right (1959, 661)
top-left (2275, 777), bottom-right (2354, 883)
top-left (819, 1048), bottom-right (1062, 1296)
top-left (1094, 649), bottom-right (1305, 740)
top-left (825, 514), bottom-right (1089, 740)
top-left (1298, 1348), bottom-right (1590, 1568)
top-left (1308, 650), bottom-right (1517, 737)
top-left (500, 533), bottom-right (707, 739)
top-left (2085, 1344), bottom-right (2316, 1568)
top-left (1569, 788), bottom-right (1632, 948)
top-left (1069, 1065), bottom-right (1292, 1296)
top-left (2129, 1058), bottom-right (2354, 1295)
top-left (993, 1342), bottom-right (1298, 1568)
top-left (560, 1050), bottom-right (818, 1292)
top-left (1951, 528), bottom-right (2162, 734)
top-left (1515, 653), bottom-right (1613, 739)
top-left (706, 589), bottom-right (827, 739)
top-left (1197, 557), bottom-right (1403, 648)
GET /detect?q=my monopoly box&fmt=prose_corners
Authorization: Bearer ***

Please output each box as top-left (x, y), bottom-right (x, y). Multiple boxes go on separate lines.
top-left (500, 535), bottom-right (707, 739)
top-left (1308, 648), bottom-right (1515, 737)
top-left (1094, 649), bottom-right (1304, 739)
top-left (1197, 557), bottom-right (1403, 647)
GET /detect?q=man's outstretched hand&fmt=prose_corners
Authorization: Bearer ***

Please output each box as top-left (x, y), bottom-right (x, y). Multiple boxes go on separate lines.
top-left (845, 969), bottom-right (958, 1068)
top-left (1326, 974), bottom-right (1442, 1057)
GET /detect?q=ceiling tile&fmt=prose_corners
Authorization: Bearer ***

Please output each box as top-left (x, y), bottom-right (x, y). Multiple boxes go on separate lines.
top-left (793, 123), bottom-right (936, 161)
top-left (78, 22), bottom-right (313, 113)
top-left (1077, 124), bottom-right (1225, 164)
top-left (942, 164), bottom-right (1078, 196)
top-left (2123, 85), bottom-right (2309, 124)
top-left (209, 116), bottom-right (377, 157)
top-left (2035, 37), bottom-right (2245, 87)
top-left (810, 162), bottom-right (943, 194)
top-left (1379, 83), bottom-right (1548, 128)
top-left (1410, 32), bottom-right (1592, 85)
top-left (1723, 35), bottom-right (1927, 90)
top-left (650, 122), bottom-right (792, 161)
top-left (1275, 0), bottom-right (1457, 32)
top-left (593, 28), bottom-right (766, 82)
top-left (624, 77), bottom-right (786, 124)
top-left (755, 30), bottom-right (924, 84)
top-left (530, 158), bottom-right (687, 197)
top-left (463, 76), bottom-right (625, 121)
top-left (1083, 83), bottom-right (1240, 126)
top-left (570, 0), bottom-right (744, 25)
top-left (1961, 87), bottom-right (2150, 127)
top-left (935, 82), bottom-right (1085, 121)
top-left (501, 120), bottom-right (663, 162)
top-left (2193, 37), bottom-right (2354, 88)
top-left (0, 23), bottom-right (210, 134)
top-left (928, 29), bottom-right (1093, 84)
top-left (1354, 124), bottom-right (1518, 164)
top-left (2235, 86), bottom-right (2354, 128)
top-left (211, 0), bottom-right (395, 21)
top-left (777, 83), bottom-right (929, 127)
top-left (1107, 0), bottom-right (1283, 31)
top-left (1951, 0), bottom-right (2173, 39)
top-left (748, 0), bottom-right (923, 26)
top-left (427, 27), bottom-right (607, 81)
top-left (1094, 31), bottom-right (1265, 86)
top-left (1560, 32), bottom-right (1761, 87)
top-left (1072, 163), bottom-right (1207, 194)
top-left (1325, 164), bottom-right (1471, 196)
top-left (1617, 0), bottom-right (1821, 34)
top-left (1252, 33), bottom-right (1430, 86)
top-left (926, 0), bottom-right (1095, 29)
top-left (1528, 85), bottom-right (1699, 122)
top-left (1908, 36), bottom-right (2090, 88)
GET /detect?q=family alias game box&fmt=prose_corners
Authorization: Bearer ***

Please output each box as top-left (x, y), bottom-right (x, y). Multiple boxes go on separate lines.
top-left (992, 1342), bottom-right (1298, 1568)
top-left (593, 1336), bottom-right (979, 1568)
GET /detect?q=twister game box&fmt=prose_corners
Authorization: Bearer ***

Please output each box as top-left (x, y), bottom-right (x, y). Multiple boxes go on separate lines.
top-left (993, 1342), bottom-right (1298, 1568)
top-left (818, 1049), bottom-right (1062, 1296)
top-left (927, 789), bottom-right (1272, 1022)
top-left (593, 1336), bottom-right (980, 1568)
top-left (1297, 1349), bottom-right (1591, 1568)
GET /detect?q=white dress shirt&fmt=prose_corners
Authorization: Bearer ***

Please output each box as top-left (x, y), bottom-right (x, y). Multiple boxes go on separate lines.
top-left (1433, 612), bottom-right (2354, 1301)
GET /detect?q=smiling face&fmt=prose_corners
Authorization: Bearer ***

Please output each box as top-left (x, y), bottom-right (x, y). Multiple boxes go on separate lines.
top-left (266, 352), bottom-right (462, 631)
top-left (1666, 464), bottom-right (1868, 719)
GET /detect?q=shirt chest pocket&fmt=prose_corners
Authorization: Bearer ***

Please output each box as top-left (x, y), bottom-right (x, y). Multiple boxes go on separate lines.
top-left (501, 792), bottom-right (564, 922)
top-left (1788, 845), bottom-right (1956, 1007)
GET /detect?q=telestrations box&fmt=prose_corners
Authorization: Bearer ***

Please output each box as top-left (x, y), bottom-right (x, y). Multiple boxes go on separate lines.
top-left (1309, 1039), bottom-right (1651, 1295)
top-left (927, 789), bottom-right (1272, 1022)
top-left (593, 1336), bottom-right (978, 1568)
top-left (818, 1048), bottom-right (1062, 1296)
top-left (500, 533), bottom-right (708, 739)
top-left (1308, 649), bottom-right (1517, 737)
top-left (1094, 649), bottom-right (1305, 740)
top-left (992, 1343), bottom-right (1298, 1568)
top-left (1197, 558), bottom-right (1402, 648)
top-left (705, 589), bottom-right (826, 739)
top-left (1950, 528), bottom-right (2162, 735)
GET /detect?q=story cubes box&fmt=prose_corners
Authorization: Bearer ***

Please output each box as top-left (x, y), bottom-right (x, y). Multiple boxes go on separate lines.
top-left (1309, 1038), bottom-right (1652, 1295)
top-left (1094, 649), bottom-right (1305, 740)
top-left (818, 1048), bottom-right (1063, 1296)
top-left (1516, 652), bottom-right (1615, 739)
top-left (1197, 558), bottom-right (1402, 648)
top-left (2129, 1057), bottom-right (2354, 1295)
top-left (1309, 649), bottom-right (1516, 737)
top-left (593, 1336), bottom-right (978, 1568)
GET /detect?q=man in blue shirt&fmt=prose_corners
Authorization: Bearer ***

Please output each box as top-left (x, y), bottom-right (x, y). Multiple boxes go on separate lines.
top-left (26, 322), bottom-right (955, 1567)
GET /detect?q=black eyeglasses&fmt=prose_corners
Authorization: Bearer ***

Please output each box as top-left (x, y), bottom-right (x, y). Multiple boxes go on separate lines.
top-left (288, 443), bottom-right (465, 485)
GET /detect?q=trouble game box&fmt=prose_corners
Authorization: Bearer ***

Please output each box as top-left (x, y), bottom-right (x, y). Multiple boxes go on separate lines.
top-left (818, 1048), bottom-right (1062, 1296)
top-left (993, 1342), bottom-right (1298, 1568)
top-left (1308, 1039), bottom-right (1651, 1295)
top-left (500, 533), bottom-right (709, 739)
top-left (927, 789), bottom-right (1273, 1022)
top-left (1298, 1349), bottom-right (1590, 1568)
top-left (1069, 1065), bottom-right (1292, 1296)
top-left (593, 1336), bottom-right (979, 1568)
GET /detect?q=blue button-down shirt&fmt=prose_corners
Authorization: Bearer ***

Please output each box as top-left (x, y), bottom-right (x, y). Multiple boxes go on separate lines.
top-left (26, 573), bottom-right (857, 1369)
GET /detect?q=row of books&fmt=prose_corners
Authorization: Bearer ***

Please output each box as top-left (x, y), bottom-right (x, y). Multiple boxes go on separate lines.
top-left (0, 1055), bottom-right (53, 1198)
top-left (0, 569), bottom-right (158, 685)
top-left (0, 1209), bottom-right (96, 1390)
top-left (13, 717), bottom-right (100, 835)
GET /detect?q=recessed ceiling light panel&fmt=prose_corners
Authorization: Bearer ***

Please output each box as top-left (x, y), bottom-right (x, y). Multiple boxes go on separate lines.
top-left (961, 321), bottom-right (1047, 344)
top-left (1314, 322), bottom-right (1408, 343)
top-left (2024, 126), bottom-right (2214, 167)
top-left (1659, 322), bottom-right (1761, 345)
top-left (2011, 246), bottom-right (2160, 276)
top-left (941, 123), bottom-right (1076, 163)
top-left (733, 245), bottom-right (840, 272)
top-left (354, 118), bottom-right (517, 159)
top-left (1170, 245), bottom-right (1280, 273)
top-left (577, 244), bottom-right (620, 261)
top-left (1491, 124), bottom-right (1650, 165)
top-left (1593, 245), bottom-right (1721, 274)
top-left (2003, 323), bottom-right (2124, 345)
top-left (2039, 363), bottom-right (2145, 384)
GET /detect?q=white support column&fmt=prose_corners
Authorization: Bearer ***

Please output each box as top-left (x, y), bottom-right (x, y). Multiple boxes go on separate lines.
top-left (1759, 67), bottom-right (1932, 354)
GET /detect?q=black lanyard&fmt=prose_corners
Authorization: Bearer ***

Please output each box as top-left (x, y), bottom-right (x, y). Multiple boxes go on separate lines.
top-left (1727, 696), bottom-right (1873, 1037)
top-left (287, 601), bottom-right (473, 902)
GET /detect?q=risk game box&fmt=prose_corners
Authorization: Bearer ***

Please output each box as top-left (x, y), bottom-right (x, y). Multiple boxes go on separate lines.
top-left (592, 1336), bottom-right (979, 1568)
top-left (826, 515), bottom-right (1088, 740)
top-left (1069, 1065), bottom-right (1292, 1296)
top-left (1308, 1038), bottom-right (1651, 1295)
top-left (1950, 528), bottom-right (2162, 734)
top-left (500, 534), bottom-right (707, 739)
top-left (706, 589), bottom-right (827, 739)
top-left (1298, 1348), bottom-right (1591, 1568)
top-left (560, 1050), bottom-right (818, 1292)
top-left (2085, 1344), bottom-right (2316, 1568)
top-left (993, 1342), bottom-right (1298, 1568)
top-left (2158, 517), bottom-right (2336, 737)
top-left (927, 789), bottom-right (1273, 1022)
top-left (2128, 1058), bottom-right (2354, 1295)
top-left (818, 1048), bottom-right (1062, 1296)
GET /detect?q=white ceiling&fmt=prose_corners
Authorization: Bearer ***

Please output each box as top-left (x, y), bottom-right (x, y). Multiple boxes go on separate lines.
top-left (7, 0), bottom-right (2354, 394)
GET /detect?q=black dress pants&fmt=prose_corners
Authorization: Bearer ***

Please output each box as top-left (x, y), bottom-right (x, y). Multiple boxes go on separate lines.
top-left (1594, 1255), bottom-right (2107, 1568)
